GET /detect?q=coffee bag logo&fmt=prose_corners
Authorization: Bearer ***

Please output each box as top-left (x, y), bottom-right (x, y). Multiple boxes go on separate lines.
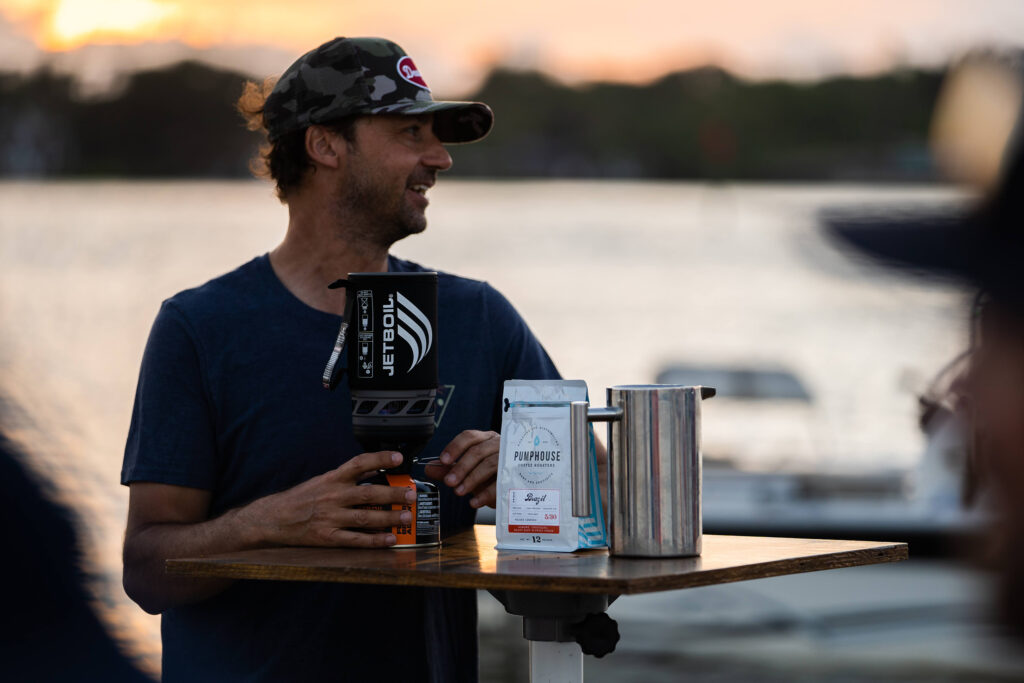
top-left (513, 426), bottom-right (561, 485)
top-left (396, 56), bottom-right (429, 90)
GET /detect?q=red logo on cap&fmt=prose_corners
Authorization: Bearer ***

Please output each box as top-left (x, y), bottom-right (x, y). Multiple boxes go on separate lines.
top-left (397, 56), bottom-right (429, 90)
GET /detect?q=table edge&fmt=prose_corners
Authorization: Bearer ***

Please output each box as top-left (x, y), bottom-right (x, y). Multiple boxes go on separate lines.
top-left (166, 536), bottom-right (909, 595)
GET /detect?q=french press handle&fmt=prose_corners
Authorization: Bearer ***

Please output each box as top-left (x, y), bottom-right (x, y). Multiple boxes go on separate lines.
top-left (569, 401), bottom-right (623, 517)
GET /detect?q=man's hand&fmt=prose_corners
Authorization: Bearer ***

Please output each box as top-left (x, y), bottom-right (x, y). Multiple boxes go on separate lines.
top-left (247, 450), bottom-right (415, 548)
top-left (425, 430), bottom-right (500, 508)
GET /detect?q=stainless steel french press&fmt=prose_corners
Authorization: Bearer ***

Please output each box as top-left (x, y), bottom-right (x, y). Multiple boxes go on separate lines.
top-left (569, 385), bottom-right (716, 558)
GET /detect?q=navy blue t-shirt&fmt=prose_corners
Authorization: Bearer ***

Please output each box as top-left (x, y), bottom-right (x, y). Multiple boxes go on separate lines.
top-left (122, 253), bottom-right (559, 682)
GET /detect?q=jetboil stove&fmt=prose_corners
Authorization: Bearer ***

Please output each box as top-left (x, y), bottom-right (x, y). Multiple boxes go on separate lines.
top-left (322, 272), bottom-right (441, 548)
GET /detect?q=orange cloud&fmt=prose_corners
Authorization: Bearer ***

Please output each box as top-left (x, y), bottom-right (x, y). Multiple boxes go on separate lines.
top-left (43, 0), bottom-right (178, 48)
top-left (3, 0), bottom-right (388, 49)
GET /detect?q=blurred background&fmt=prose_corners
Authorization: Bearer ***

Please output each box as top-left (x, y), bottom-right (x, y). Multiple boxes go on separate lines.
top-left (2, 0), bottom-right (1024, 680)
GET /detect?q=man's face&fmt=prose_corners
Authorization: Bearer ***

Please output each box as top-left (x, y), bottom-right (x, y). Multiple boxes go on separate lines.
top-left (333, 114), bottom-right (453, 248)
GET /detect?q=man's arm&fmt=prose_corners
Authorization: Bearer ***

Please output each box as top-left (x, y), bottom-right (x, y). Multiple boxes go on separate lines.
top-left (123, 451), bottom-right (413, 615)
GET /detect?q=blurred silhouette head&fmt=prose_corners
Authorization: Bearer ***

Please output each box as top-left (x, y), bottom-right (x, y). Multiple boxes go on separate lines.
top-left (237, 37), bottom-right (493, 201)
top-left (824, 54), bottom-right (1024, 443)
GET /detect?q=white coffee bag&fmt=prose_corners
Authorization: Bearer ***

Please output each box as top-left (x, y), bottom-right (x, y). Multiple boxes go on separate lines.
top-left (495, 379), bottom-right (607, 552)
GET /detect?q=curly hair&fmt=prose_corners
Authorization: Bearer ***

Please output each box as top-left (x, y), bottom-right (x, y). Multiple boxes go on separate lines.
top-left (236, 78), bottom-right (359, 201)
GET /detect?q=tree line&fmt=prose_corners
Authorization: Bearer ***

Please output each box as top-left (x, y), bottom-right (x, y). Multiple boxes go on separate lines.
top-left (0, 60), bottom-right (944, 180)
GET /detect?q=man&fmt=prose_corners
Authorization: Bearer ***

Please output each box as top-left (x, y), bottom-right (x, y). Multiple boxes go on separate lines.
top-left (121, 37), bottom-right (559, 682)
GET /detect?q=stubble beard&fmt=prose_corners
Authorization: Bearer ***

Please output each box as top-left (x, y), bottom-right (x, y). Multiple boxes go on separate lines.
top-left (333, 155), bottom-right (428, 252)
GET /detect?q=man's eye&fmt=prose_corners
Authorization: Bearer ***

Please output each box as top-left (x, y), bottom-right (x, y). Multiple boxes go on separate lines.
top-left (405, 125), bottom-right (421, 135)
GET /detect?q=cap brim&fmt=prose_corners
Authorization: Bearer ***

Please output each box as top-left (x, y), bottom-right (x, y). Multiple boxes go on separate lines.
top-left (366, 100), bottom-right (494, 144)
top-left (821, 205), bottom-right (979, 282)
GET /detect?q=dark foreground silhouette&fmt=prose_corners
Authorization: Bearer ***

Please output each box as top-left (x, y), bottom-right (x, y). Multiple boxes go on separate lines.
top-left (0, 431), bottom-right (151, 681)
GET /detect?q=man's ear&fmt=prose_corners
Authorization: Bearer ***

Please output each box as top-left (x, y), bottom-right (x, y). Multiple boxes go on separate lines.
top-left (305, 125), bottom-right (346, 170)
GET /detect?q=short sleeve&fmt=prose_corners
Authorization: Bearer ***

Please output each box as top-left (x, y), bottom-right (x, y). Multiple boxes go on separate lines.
top-left (121, 301), bottom-right (219, 489)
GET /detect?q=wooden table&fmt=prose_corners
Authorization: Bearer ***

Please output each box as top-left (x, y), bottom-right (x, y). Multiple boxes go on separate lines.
top-left (168, 526), bottom-right (907, 682)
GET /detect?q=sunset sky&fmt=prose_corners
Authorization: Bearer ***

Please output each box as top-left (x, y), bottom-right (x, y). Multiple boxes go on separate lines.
top-left (2, 0), bottom-right (1024, 95)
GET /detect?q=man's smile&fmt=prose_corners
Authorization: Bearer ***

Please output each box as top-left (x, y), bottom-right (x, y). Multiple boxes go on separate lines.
top-left (407, 182), bottom-right (432, 208)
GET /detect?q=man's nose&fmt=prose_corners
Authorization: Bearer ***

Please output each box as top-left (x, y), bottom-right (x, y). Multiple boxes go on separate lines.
top-left (423, 134), bottom-right (453, 172)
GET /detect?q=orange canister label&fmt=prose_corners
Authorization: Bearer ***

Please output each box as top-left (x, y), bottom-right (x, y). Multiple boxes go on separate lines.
top-left (386, 474), bottom-right (416, 545)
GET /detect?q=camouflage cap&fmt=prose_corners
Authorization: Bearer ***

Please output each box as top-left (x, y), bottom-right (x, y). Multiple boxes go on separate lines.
top-left (264, 37), bottom-right (493, 144)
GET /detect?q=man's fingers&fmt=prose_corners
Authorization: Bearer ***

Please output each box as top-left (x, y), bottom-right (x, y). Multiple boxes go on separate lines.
top-left (454, 453), bottom-right (498, 497)
top-left (422, 462), bottom-right (452, 482)
top-left (357, 469), bottom-right (382, 482)
top-left (439, 430), bottom-right (498, 466)
top-left (444, 436), bottom-right (499, 490)
top-left (343, 483), bottom-right (416, 508)
top-left (468, 482), bottom-right (497, 509)
top-left (326, 528), bottom-right (399, 548)
top-left (335, 451), bottom-right (403, 480)
top-left (338, 506), bottom-right (411, 530)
